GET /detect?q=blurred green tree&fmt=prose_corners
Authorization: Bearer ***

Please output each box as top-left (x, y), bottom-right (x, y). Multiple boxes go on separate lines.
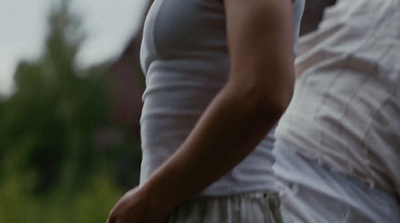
top-left (0, 0), bottom-right (141, 222)
top-left (0, 0), bottom-right (110, 194)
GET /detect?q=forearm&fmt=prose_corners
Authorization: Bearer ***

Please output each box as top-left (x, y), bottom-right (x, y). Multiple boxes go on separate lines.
top-left (141, 82), bottom-right (286, 214)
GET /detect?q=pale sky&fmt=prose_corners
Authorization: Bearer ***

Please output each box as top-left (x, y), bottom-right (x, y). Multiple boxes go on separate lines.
top-left (0, 0), bottom-right (148, 96)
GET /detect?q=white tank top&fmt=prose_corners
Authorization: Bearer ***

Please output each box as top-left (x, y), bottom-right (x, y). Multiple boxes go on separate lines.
top-left (140, 0), bottom-right (305, 196)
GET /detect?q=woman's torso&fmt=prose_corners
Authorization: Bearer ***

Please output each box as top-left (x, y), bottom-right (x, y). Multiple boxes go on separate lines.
top-left (140, 0), bottom-right (305, 196)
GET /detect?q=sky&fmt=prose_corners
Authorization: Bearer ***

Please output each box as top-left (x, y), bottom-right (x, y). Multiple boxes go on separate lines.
top-left (0, 0), bottom-right (148, 96)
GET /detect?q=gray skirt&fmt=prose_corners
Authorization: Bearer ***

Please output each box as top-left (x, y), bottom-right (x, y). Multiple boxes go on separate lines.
top-left (167, 191), bottom-right (285, 223)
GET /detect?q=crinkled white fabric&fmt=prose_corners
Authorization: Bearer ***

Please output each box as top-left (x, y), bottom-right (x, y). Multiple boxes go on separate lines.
top-left (273, 140), bottom-right (400, 223)
top-left (139, 0), bottom-right (304, 196)
top-left (167, 192), bottom-right (285, 223)
top-left (275, 0), bottom-right (400, 196)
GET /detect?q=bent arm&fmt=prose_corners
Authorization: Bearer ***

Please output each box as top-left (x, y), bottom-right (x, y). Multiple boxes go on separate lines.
top-left (142, 0), bottom-right (295, 214)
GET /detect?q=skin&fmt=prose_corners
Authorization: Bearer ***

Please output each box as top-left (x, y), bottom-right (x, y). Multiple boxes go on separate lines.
top-left (107, 0), bottom-right (295, 222)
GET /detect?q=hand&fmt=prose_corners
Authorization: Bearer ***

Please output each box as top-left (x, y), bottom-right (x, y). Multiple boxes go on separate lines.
top-left (106, 186), bottom-right (170, 223)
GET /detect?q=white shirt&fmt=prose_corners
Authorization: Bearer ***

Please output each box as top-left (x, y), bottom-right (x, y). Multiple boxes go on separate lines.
top-left (276, 0), bottom-right (400, 196)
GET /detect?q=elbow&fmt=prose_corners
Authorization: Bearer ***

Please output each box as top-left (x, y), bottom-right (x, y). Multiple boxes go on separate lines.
top-left (255, 89), bottom-right (293, 123)
top-left (227, 73), bottom-right (294, 122)
top-left (263, 80), bottom-right (294, 121)
top-left (259, 92), bottom-right (292, 121)
top-left (262, 78), bottom-right (294, 118)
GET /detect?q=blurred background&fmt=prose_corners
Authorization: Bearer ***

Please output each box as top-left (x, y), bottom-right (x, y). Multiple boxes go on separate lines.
top-left (0, 0), bottom-right (335, 222)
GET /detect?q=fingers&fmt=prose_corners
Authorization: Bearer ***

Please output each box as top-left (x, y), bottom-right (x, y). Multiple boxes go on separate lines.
top-left (106, 210), bottom-right (117, 223)
top-left (106, 217), bottom-right (113, 223)
top-left (106, 215), bottom-right (114, 223)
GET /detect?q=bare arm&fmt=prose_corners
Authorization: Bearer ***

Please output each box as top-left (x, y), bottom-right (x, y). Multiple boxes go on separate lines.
top-left (107, 0), bottom-right (295, 222)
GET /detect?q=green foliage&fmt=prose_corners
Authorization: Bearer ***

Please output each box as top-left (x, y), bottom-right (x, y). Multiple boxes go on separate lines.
top-left (0, 0), bottom-right (141, 222)
top-left (0, 156), bottom-right (123, 223)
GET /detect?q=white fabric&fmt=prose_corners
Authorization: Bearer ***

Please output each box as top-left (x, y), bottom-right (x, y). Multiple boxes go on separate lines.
top-left (273, 139), bottom-right (400, 223)
top-left (275, 0), bottom-right (400, 196)
top-left (139, 0), bottom-right (304, 196)
top-left (167, 192), bottom-right (284, 223)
